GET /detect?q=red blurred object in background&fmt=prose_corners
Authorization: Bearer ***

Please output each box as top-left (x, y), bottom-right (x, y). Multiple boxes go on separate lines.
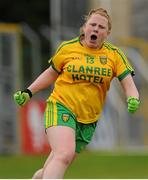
top-left (20, 100), bottom-right (50, 154)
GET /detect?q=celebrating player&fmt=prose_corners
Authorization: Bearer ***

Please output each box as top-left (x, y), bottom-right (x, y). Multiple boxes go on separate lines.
top-left (14, 8), bottom-right (140, 179)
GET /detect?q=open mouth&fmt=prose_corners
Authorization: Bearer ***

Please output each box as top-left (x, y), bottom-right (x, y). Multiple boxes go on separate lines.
top-left (91, 34), bottom-right (97, 40)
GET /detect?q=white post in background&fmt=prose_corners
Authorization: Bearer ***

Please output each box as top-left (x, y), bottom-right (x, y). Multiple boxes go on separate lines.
top-left (0, 24), bottom-right (22, 154)
top-left (22, 24), bottom-right (42, 80)
top-left (111, 0), bottom-right (132, 39)
top-left (49, 0), bottom-right (62, 53)
top-left (50, 0), bottom-right (61, 35)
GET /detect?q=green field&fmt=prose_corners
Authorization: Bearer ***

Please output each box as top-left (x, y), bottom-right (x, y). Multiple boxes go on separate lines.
top-left (0, 150), bottom-right (148, 179)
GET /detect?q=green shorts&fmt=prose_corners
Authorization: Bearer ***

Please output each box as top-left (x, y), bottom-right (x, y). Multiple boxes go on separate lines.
top-left (44, 99), bottom-right (97, 153)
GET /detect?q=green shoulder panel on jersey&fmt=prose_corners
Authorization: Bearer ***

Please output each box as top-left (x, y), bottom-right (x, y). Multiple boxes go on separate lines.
top-left (103, 41), bottom-right (118, 50)
top-left (116, 48), bottom-right (134, 75)
top-left (55, 37), bottom-right (79, 53)
top-left (103, 41), bottom-right (134, 75)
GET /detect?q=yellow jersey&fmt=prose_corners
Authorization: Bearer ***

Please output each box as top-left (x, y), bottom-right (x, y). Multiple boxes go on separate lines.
top-left (48, 37), bottom-right (134, 124)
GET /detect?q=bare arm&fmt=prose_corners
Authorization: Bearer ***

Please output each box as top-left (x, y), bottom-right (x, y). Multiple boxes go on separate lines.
top-left (120, 74), bottom-right (139, 99)
top-left (28, 66), bottom-right (59, 95)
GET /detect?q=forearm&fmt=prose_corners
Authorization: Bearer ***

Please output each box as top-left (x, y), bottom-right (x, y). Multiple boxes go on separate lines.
top-left (120, 74), bottom-right (140, 113)
top-left (124, 83), bottom-right (139, 99)
top-left (28, 66), bottom-right (59, 95)
top-left (120, 74), bottom-right (139, 99)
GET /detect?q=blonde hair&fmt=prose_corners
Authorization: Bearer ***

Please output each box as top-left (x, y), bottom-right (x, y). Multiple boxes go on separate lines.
top-left (80, 8), bottom-right (112, 34)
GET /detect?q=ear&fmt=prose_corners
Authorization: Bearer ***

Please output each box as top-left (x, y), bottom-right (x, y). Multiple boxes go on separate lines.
top-left (80, 24), bottom-right (85, 35)
top-left (107, 30), bottom-right (111, 35)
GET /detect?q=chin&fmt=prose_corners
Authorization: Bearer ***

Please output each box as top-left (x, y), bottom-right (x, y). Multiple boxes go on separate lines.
top-left (87, 41), bottom-right (98, 48)
top-left (89, 44), bottom-right (98, 49)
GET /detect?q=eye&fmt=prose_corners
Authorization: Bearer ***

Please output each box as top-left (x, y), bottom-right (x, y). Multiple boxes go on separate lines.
top-left (90, 23), bottom-right (96, 27)
top-left (99, 25), bottom-right (106, 29)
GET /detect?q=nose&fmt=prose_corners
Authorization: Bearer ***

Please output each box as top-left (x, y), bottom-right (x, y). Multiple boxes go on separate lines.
top-left (94, 29), bottom-right (98, 33)
top-left (93, 26), bottom-right (98, 33)
top-left (93, 29), bottom-right (98, 34)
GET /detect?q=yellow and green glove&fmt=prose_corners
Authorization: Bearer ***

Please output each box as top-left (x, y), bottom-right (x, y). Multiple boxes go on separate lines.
top-left (13, 89), bottom-right (32, 106)
top-left (127, 96), bottom-right (140, 113)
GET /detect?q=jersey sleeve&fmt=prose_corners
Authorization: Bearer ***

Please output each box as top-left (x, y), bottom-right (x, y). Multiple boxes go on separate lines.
top-left (115, 48), bottom-right (135, 81)
top-left (48, 42), bottom-right (66, 74)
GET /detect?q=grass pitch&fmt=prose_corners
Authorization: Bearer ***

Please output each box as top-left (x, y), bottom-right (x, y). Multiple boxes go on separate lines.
top-left (0, 150), bottom-right (148, 179)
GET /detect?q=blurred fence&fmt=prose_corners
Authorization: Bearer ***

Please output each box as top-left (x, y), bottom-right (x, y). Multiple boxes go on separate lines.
top-left (0, 23), bottom-right (22, 153)
top-left (0, 23), bottom-right (148, 154)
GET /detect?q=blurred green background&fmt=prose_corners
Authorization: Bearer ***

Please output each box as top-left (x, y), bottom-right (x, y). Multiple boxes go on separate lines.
top-left (1, 151), bottom-right (148, 179)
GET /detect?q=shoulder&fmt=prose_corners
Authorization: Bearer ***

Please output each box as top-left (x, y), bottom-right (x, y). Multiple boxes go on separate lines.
top-left (103, 41), bottom-right (127, 57)
top-left (103, 41), bottom-right (124, 53)
top-left (56, 37), bottom-right (79, 52)
top-left (103, 41), bottom-right (119, 51)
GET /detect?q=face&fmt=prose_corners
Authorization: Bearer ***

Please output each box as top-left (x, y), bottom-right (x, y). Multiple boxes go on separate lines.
top-left (82, 14), bottom-right (110, 49)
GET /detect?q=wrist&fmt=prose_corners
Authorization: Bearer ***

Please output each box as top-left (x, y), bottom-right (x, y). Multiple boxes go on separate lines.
top-left (22, 89), bottom-right (33, 98)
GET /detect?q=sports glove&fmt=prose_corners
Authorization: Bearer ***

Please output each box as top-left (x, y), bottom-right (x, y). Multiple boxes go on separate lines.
top-left (13, 89), bottom-right (32, 106)
top-left (127, 96), bottom-right (140, 113)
